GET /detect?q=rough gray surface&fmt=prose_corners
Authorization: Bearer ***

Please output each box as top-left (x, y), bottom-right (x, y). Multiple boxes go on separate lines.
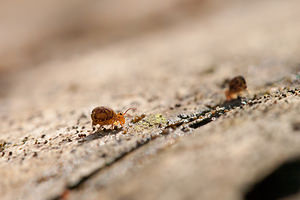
top-left (0, 0), bottom-right (300, 200)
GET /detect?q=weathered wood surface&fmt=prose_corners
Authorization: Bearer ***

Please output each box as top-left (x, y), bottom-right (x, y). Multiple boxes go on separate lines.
top-left (0, 0), bottom-right (300, 200)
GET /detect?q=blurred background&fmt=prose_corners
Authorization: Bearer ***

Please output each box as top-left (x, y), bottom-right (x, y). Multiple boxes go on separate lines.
top-left (1, 0), bottom-right (299, 109)
top-left (0, 0), bottom-right (230, 102)
top-left (1, 0), bottom-right (299, 117)
top-left (0, 0), bottom-right (240, 113)
top-left (0, 0), bottom-right (221, 72)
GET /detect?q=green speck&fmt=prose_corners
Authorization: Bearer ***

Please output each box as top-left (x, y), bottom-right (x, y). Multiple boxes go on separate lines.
top-left (134, 113), bottom-right (167, 131)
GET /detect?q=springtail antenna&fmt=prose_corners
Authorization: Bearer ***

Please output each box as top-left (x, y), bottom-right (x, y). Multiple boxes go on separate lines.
top-left (123, 108), bottom-right (136, 116)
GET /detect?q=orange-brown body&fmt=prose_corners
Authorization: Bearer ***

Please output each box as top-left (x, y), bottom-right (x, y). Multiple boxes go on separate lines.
top-left (225, 76), bottom-right (247, 100)
top-left (91, 106), bottom-right (134, 129)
